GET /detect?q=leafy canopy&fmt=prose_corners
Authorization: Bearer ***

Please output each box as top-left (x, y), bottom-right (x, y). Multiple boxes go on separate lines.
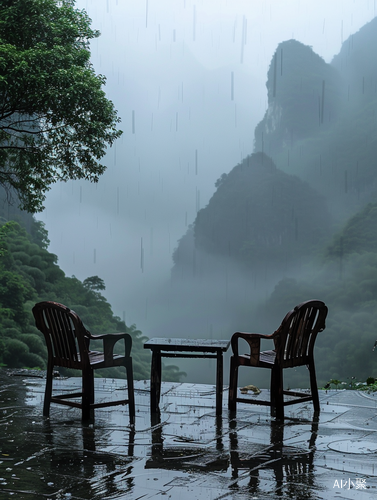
top-left (0, 0), bottom-right (122, 212)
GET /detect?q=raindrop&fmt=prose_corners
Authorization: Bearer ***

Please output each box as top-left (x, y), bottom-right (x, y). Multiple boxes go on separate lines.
top-left (117, 187), bottom-right (119, 215)
top-left (195, 149), bottom-right (198, 174)
top-left (321, 80), bottom-right (325, 124)
top-left (240, 16), bottom-right (247, 63)
top-left (93, 249), bottom-right (96, 264)
top-left (132, 110), bottom-right (135, 134)
top-left (195, 188), bottom-right (200, 212)
top-left (141, 238), bottom-right (144, 272)
top-left (231, 71), bottom-right (234, 100)
top-left (145, 0), bottom-right (149, 28)
top-left (193, 5), bottom-right (196, 41)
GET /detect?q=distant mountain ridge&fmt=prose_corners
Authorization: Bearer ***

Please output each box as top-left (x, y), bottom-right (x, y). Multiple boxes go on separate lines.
top-left (168, 17), bottom-right (377, 388)
top-left (252, 18), bottom-right (377, 221)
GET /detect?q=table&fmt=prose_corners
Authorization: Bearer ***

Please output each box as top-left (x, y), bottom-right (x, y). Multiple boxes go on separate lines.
top-left (144, 338), bottom-right (230, 415)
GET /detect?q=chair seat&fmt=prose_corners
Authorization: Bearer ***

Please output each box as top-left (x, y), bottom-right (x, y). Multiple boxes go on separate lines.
top-left (238, 349), bottom-right (276, 368)
top-left (259, 350), bottom-right (276, 365)
top-left (89, 351), bottom-right (128, 368)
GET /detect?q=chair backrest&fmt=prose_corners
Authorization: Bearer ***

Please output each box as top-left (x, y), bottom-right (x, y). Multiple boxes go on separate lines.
top-left (273, 300), bottom-right (328, 368)
top-left (33, 301), bottom-right (90, 369)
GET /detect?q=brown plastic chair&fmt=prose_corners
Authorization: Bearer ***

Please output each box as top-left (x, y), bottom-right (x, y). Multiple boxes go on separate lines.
top-left (228, 300), bottom-right (328, 419)
top-left (33, 301), bottom-right (135, 423)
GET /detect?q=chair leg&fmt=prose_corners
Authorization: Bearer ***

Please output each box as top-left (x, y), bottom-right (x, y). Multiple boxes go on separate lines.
top-left (43, 361), bottom-right (54, 417)
top-left (126, 358), bottom-right (135, 425)
top-left (228, 356), bottom-right (239, 412)
top-left (308, 361), bottom-right (320, 412)
top-left (82, 369), bottom-right (94, 420)
top-left (270, 366), bottom-right (284, 419)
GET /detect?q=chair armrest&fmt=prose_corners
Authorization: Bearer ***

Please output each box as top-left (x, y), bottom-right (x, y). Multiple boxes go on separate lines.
top-left (90, 332), bottom-right (132, 362)
top-left (231, 331), bottom-right (274, 362)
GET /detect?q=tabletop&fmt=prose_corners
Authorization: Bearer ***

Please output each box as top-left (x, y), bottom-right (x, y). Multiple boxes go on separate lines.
top-left (144, 338), bottom-right (230, 352)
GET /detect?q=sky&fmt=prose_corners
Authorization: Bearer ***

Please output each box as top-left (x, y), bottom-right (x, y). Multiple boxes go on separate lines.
top-left (39, 0), bottom-right (376, 335)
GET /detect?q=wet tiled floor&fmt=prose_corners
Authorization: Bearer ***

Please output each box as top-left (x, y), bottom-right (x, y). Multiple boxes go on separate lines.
top-left (1, 368), bottom-right (377, 499)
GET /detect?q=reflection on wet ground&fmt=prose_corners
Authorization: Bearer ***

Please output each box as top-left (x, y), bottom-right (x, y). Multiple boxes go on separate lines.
top-left (1, 368), bottom-right (377, 499)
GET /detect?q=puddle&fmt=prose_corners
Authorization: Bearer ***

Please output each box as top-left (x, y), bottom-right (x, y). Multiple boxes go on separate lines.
top-left (1, 369), bottom-right (377, 499)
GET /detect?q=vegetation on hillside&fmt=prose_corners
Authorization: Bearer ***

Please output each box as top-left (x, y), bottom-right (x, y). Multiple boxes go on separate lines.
top-left (0, 205), bottom-right (184, 382)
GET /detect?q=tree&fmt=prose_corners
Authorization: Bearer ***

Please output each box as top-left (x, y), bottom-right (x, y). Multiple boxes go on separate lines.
top-left (83, 275), bottom-right (105, 291)
top-left (0, 0), bottom-right (122, 212)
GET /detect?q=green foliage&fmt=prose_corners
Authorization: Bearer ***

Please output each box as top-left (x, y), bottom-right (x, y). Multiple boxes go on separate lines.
top-left (0, 205), bottom-right (183, 382)
top-left (83, 275), bottom-right (106, 291)
top-left (0, 0), bottom-right (122, 212)
top-left (328, 379), bottom-right (342, 390)
top-left (262, 248), bottom-right (377, 387)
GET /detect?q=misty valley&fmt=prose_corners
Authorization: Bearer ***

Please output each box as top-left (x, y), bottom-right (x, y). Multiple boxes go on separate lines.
top-left (2, 7), bottom-right (377, 394)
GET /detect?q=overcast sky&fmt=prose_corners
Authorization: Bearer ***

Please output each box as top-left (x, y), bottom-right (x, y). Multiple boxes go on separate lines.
top-left (39, 0), bottom-right (375, 332)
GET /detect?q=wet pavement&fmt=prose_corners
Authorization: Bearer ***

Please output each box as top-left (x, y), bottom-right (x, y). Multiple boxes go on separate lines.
top-left (1, 368), bottom-right (377, 499)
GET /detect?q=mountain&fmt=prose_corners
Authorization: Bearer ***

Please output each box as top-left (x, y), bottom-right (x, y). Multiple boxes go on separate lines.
top-left (173, 152), bottom-right (331, 278)
top-left (252, 24), bottom-right (377, 222)
top-left (167, 18), bottom-right (377, 388)
top-left (254, 39), bottom-right (341, 156)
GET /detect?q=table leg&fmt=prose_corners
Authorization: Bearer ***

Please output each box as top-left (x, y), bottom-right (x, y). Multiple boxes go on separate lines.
top-left (150, 349), bottom-right (162, 413)
top-left (216, 350), bottom-right (223, 415)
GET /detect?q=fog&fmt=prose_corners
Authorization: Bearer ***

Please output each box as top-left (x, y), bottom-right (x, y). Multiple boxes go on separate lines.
top-left (39, 0), bottom-right (376, 384)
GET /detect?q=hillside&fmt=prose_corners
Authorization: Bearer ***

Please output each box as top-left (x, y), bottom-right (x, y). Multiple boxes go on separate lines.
top-left (173, 152), bottom-right (331, 278)
top-left (0, 197), bottom-right (184, 382)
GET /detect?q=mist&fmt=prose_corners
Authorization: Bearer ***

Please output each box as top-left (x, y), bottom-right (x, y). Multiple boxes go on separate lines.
top-left (38, 0), bottom-right (377, 386)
